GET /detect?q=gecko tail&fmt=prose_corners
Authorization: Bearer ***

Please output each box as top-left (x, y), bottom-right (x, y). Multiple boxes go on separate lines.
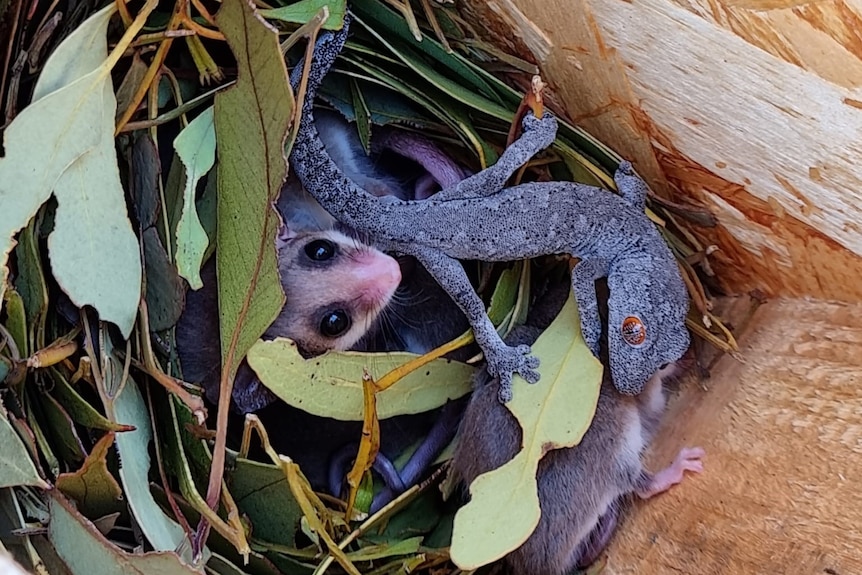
top-left (289, 13), bottom-right (353, 108)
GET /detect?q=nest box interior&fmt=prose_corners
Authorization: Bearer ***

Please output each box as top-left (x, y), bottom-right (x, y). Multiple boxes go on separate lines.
top-left (458, 1), bottom-right (862, 571)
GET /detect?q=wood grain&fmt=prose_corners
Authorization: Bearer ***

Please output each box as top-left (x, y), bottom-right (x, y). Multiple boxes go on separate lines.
top-left (606, 298), bottom-right (862, 573)
top-left (458, 0), bottom-right (862, 300)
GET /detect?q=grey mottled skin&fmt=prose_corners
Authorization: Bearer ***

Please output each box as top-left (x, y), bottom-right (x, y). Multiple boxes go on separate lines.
top-left (453, 349), bottom-right (677, 574)
top-left (449, 278), bottom-right (700, 573)
top-left (289, 16), bottom-right (690, 401)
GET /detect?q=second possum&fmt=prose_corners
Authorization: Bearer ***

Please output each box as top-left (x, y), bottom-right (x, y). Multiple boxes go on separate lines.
top-left (450, 282), bottom-right (704, 574)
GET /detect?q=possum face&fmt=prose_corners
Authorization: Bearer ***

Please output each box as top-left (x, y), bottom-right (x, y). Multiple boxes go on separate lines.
top-left (265, 228), bottom-right (401, 354)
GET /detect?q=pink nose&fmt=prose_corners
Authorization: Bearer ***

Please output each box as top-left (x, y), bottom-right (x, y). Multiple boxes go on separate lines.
top-left (352, 251), bottom-right (401, 306)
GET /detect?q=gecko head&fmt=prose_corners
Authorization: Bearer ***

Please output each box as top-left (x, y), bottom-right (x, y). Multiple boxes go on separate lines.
top-left (606, 254), bottom-right (690, 395)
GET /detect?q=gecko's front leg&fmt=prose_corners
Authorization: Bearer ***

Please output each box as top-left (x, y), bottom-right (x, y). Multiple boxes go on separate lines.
top-left (570, 258), bottom-right (609, 357)
top-left (400, 244), bottom-right (540, 402)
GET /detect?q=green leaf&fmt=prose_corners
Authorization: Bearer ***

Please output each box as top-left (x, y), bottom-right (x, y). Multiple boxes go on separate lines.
top-left (350, 0), bottom-right (501, 103)
top-left (48, 369), bottom-right (132, 433)
top-left (103, 370), bottom-right (194, 556)
top-left (486, 267), bottom-right (519, 326)
top-left (344, 537), bottom-right (422, 561)
top-left (13, 220), bottom-right (48, 344)
top-left (352, 14), bottom-right (511, 119)
top-left (227, 456), bottom-right (304, 546)
top-left (129, 134), bottom-right (162, 231)
top-left (48, 493), bottom-right (202, 575)
top-left (214, 0), bottom-right (291, 379)
top-left (349, 78), bottom-right (372, 154)
top-left (319, 75), bottom-right (431, 128)
top-left (260, 0), bottom-right (346, 28)
top-left (143, 227), bottom-right (186, 331)
top-left (38, 391), bottom-right (87, 465)
top-left (342, 54), bottom-right (497, 166)
top-left (56, 432), bottom-right (123, 519)
top-left (0, 406), bottom-right (46, 489)
top-left (2, 288), bottom-right (27, 357)
top-left (450, 290), bottom-right (603, 570)
top-left (22, 392), bottom-right (59, 478)
top-left (247, 338), bottom-right (475, 420)
top-left (0, 5), bottom-right (141, 337)
top-left (172, 106), bottom-right (215, 290)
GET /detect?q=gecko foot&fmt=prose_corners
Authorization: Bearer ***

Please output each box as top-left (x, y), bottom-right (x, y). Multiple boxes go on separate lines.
top-left (488, 344), bottom-right (541, 403)
top-left (637, 446), bottom-right (705, 499)
top-left (521, 113), bottom-right (559, 149)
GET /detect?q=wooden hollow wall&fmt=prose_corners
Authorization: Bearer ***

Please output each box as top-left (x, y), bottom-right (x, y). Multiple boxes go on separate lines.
top-left (458, 0), bottom-right (862, 301)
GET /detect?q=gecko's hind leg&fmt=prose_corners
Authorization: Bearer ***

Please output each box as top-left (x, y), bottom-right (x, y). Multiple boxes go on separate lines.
top-left (402, 244), bottom-right (540, 402)
top-left (571, 257), bottom-right (609, 357)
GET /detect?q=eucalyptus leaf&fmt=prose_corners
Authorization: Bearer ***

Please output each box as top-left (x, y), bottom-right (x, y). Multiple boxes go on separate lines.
top-left (260, 0), bottom-right (346, 28)
top-left (130, 134), bottom-right (162, 231)
top-left (56, 432), bottom-right (123, 519)
top-left (344, 537), bottom-right (422, 561)
top-left (0, 4), bottom-right (141, 337)
top-left (48, 369), bottom-right (132, 432)
top-left (23, 393), bottom-right (59, 478)
top-left (247, 338), bottom-right (475, 420)
top-left (213, 0), bottom-right (291, 379)
top-left (48, 493), bottom-right (202, 575)
top-left (143, 227), bottom-right (186, 331)
top-left (0, 406), bottom-right (47, 489)
top-left (173, 106), bottom-right (215, 290)
top-left (450, 290), bottom-right (603, 570)
top-left (13, 221), bottom-right (48, 342)
top-left (486, 267), bottom-right (518, 326)
top-left (104, 371), bottom-right (194, 557)
top-left (352, 13), bottom-right (512, 121)
top-left (38, 391), bottom-right (87, 465)
top-left (350, 0), bottom-right (501, 103)
top-left (227, 456), bottom-right (303, 546)
top-left (2, 289), bottom-right (27, 357)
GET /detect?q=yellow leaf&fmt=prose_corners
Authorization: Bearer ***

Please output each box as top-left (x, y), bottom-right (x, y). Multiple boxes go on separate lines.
top-left (450, 289), bottom-right (603, 570)
top-left (246, 338), bottom-right (475, 420)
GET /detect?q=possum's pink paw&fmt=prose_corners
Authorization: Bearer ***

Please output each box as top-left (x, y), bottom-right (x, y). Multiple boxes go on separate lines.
top-left (637, 446), bottom-right (705, 499)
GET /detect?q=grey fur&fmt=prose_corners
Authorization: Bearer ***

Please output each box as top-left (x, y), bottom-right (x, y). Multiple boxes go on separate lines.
top-left (449, 278), bottom-right (677, 573)
top-left (451, 348), bottom-right (672, 574)
top-left (289, 17), bottom-right (690, 401)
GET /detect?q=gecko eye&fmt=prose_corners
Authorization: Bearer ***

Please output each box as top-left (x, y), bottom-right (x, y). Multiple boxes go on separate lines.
top-left (621, 316), bottom-right (646, 347)
top-left (320, 310), bottom-right (351, 337)
top-left (305, 239), bottom-right (336, 261)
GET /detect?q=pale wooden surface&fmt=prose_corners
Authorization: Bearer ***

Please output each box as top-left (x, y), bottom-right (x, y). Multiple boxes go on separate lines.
top-left (605, 298), bottom-right (862, 573)
top-left (458, 0), bottom-right (862, 301)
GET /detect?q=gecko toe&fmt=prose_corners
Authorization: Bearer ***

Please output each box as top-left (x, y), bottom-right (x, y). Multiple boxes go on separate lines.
top-left (497, 383), bottom-right (513, 403)
top-left (521, 363), bottom-right (541, 385)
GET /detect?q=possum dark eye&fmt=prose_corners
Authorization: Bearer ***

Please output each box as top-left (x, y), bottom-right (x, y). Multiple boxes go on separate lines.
top-left (621, 316), bottom-right (646, 346)
top-left (305, 239), bottom-right (336, 261)
top-left (320, 310), bottom-right (351, 337)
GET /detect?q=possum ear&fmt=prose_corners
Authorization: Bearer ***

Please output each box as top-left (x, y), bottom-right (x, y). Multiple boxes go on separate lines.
top-left (275, 178), bottom-right (336, 248)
